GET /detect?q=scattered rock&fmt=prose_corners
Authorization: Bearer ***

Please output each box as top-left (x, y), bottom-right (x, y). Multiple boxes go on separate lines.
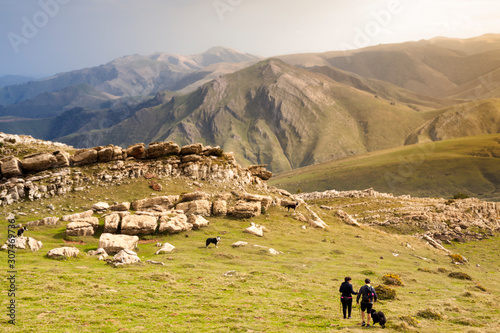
top-left (187, 215), bottom-right (209, 229)
top-left (47, 247), bottom-right (80, 259)
top-left (120, 214), bottom-right (158, 235)
top-left (158, 213), bottom-right (191, 234)
top-left (231, 241), bottom-right (248, 247)
top-left (109, 202), bottom-right (131, 211)
top-left (26, 216), bottom-right (59, 227)
top-left (155, 243), bottom-right (176, 254)
top-left (62, 210), bottom-right (94, 222)
top-left (92, 202), bottom-right (110, 212)
top-left (244, 223), bottom-right (266, 237)
top-left (112, 249), bottom-right (141, 266)
top-left (99, 233), bottom-right (139, 254)
top-left (181, 191), bottom-right (210, 202)
top-left (176, 200), bottom-right (212, 216)
top-left (131, 196), bottom-right (177, 211)
top-left (231, 200), bottom-right (261, 218)
top-left (66, 221), bottom-right (95, 237)
top-left (212, 200), bottom-right (227, 216)
top-left (103, 213), bottom-right (121, 233)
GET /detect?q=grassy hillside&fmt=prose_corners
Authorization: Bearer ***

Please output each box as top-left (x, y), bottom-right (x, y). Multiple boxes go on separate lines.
top-left (58, 59), bottom-right (441, 173)
top-left (1, 176), bottom-right (499, 332)
top-left (406, 99), bottom-right (500, 144)
top-left (270, 134), bottom-right (500, 201)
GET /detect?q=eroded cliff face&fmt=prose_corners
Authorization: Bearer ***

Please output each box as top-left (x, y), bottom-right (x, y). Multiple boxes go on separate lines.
top-left (0, 134), bottom-right (271, 207)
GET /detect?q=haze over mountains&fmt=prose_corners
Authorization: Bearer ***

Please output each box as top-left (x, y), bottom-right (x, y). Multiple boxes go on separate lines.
top-left (1, 34), bottom-right (500, 173)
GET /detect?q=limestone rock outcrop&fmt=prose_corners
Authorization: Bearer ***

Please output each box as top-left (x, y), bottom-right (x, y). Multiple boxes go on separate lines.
top-left (47, 247), bottom-right (79, 259)
top-left (99, 233), bottom-right (139, 254)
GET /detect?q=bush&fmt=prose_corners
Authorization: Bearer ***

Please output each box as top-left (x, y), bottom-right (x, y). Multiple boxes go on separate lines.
top-left (448, 272), bottom-right (472, 280)
top-left (449, 253), bottom-right (467, 264)
top-left (399, 315), bottom-right (420, 327)
top-left (453, 192), bottom-right (469, 199)
top-left (416, 308), bottom-right (443, 320)
top-left (374, 284), bottom-right (396, 300)
top-left (382, 273), bottom-right (404, 286)
top-left (437, 267), bottom-right (447, 273)
top-left (417, 267), bottom-right (435, 274)
top-left (360, 270), bottom-right (375, 276)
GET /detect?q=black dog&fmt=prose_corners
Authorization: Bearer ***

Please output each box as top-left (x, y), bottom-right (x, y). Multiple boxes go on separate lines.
top-left (370, 308), bottom-right (387, 328)
top-left (17, 227), bottom-right (27, 237)
top-left (206, 236), bottom-right (221, 248)
top-left (284, 202), bottom-right (299, 212)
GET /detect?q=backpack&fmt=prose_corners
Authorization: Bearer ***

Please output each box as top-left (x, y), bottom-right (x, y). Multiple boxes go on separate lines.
top-left (363, 285), bottom-right (375, 303)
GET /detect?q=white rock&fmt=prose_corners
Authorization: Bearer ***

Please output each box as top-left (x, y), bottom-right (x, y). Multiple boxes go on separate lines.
top-left (113, 249), bottom-right (141, 266)
top-left (47, 247), bottom-right (80, 259)
top-left (98, 233), bottom-right (139, 254)
top-left (231, 241), bottom-right (248, 247)
top-left (155, 243), bottom-right (176, 254)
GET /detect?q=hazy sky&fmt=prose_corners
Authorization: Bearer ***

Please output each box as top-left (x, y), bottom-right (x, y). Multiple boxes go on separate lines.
top-left (1, 0), bottom-right (499, 77)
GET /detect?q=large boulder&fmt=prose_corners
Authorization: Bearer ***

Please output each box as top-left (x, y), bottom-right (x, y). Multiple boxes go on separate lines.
top-left (212, 200), bottom-right (227, 216)
top-left (155, 243), bottom-right (176, 254)
top-left (131, 196), bottom-right (178, 211)
top-left (62, 210), bottom-right (94, 222)
top-left (71, 148), bottom-right (98, 166)
top-left (112, 249), bottom-right (141, 266)
top-left (239, 193), bottom-right (273, 210)
top-left (126, 143), bottom-right (146, 159)
top-left (99, 233), bottom-right (139, 254)
top-left (181, 191), bottom-right (210, 202)
top-left (201, 146), bottom-right (223, 156)
top-left (158, 213), bottom-right (191, 234)
top-left (110, 202), bottom-right (131, 211)
top-left (47, 247), bottom-right (80, 259)
top-left (26, 216), bottom-right (59, 227)
top-left (187, 215), bottom-right (210, 230)
top-left (120, 214), bottom-right (157, 235)
top-left (231, 200), bottom-right (261, 218)
top-left (176, 200), bottom-right (212, 216)
top-left (180, 143), bottom-right (203, 155)
top-left (4, 236), bottom-right (43, 251)
top-left (92, 202), bottom-right (110, 212)
top-left (146, 141), bottom-right (180, 158)
top-left (244, 223), bottom-right (266, 237)
top-left (66, 222), bottom-right (94, 237)
top-left (248, 165), bottom-right (273, 181)
top-left (53, 150), bottom-right (70, 168)
top-left (1, 157), bottom-right (23, 178)
top-left (103, 214), bottom-right (121, 233)
top-left (21, 152), bottom-right (57, 171)
top-left (96, 145), bottom-right (116, 162)
top-left (72, 217), bottom-right (99, 229)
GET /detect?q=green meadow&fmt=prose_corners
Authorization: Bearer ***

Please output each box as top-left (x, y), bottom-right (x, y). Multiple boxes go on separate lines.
top-left (1, 179), bottom-right (499, 332)
top-left (270, 134), bottom-right (500, 201)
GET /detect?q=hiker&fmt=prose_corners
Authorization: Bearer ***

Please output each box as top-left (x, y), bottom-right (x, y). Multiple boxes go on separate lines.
top-left (339, 276), bottom-right (357, 319)
top-left (356, 278), bottom-right (377, 327)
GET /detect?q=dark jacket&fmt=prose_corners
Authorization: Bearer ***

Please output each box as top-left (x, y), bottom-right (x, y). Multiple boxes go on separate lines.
top-left (356, 284), bottom-right (377, 304)
top-left (339, 281), bottom-right (357, 298)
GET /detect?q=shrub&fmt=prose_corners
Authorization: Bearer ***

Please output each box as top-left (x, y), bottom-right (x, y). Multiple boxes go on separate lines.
top-left (448, 272), bottom-right (472, 280)
top-left (360, 270), bottom-right (375, 276)
top-left (417, 267), bottom-right (434, 273)
top-left (449, 253), bottom-right (467, 264)
top-left (374, 284), bottom-right (396, 300)
top-left (399, 315), bottom-right (420, 327)
top-left (382, 273), bottom-right (404, 286)
top-left (474, 283), bottom-right (486, 292)
top-left (437, 267), bottom-right (447, 273)
top-left (453, 192), bottom-right (469, 199)
top-left (416, 308), bottom-right (443, 320)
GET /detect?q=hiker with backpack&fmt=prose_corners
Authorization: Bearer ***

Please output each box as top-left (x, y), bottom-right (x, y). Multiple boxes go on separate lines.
top-left (356, 278), bottom-right (378, 327)
top-left (339, 276), bottom-right (357, 319)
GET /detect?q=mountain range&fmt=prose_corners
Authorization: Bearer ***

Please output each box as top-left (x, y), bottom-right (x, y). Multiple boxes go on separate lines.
top-left (1, 34), bottom-right (500, 174)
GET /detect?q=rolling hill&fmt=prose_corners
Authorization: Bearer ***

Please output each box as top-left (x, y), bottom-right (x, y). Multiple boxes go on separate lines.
top-left (269, 134), bottom-right (500, 200)
top-left (55, 58), bottom-right (444, 173)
